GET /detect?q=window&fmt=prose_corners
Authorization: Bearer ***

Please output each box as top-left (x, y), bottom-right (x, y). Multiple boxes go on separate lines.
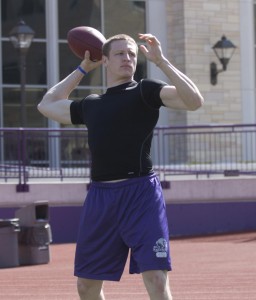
top-left (1, 0), bottom-right (46, 128)
top-left (0, 0), bottom-right (147, 164)
top-left (59, 0), bottom-right (147, 96)
top-left (1, 0), bottom-right (45, 38)
top-left (104, 0), bottom-right (147, 81)
top-left (254, 1), bottom-right (256, 87)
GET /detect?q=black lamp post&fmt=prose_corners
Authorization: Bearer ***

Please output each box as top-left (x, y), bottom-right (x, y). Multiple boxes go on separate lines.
top-left (210, 35), bottom-right (236, 85)
top-left (9, 20), bottom-right (35, 127)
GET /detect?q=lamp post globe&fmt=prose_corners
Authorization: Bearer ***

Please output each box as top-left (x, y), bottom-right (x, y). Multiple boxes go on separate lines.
top-left (9, 20), bottom-right (34, 53)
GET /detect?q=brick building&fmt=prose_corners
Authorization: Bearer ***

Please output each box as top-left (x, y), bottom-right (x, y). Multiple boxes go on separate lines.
top-left (0, 0), bottom-right (255, 161)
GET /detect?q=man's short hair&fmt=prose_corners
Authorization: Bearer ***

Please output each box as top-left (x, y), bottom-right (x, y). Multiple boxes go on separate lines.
top-left (102, 34), bottom-right (138, 57)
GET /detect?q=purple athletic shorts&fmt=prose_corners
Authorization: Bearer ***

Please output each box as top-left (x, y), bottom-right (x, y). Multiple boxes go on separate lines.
top-left (74, 173), bottom-right (172, 281)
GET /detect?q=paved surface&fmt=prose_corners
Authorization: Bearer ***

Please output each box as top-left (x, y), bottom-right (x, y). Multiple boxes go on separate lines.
top-left (0, 232), bottom-right (255, 300)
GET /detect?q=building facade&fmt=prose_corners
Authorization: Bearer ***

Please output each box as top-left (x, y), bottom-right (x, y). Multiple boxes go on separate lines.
top-left (0, 0), bottom-right (255, 162)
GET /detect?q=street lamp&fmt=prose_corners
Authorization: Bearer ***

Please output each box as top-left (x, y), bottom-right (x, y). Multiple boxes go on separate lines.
top-left (210, 35), bottom-right (236, 85)
top-left (9, 20), bottom-right (35, 127)
top-left (9, 20), bottom-right (34, 192)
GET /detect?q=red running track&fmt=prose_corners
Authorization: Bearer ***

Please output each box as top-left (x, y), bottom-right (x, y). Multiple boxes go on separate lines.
top-left (0, 232), bottom-right (255, 300)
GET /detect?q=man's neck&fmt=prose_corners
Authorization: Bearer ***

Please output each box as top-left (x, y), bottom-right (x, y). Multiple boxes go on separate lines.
top-left (107, 77), bottom-right (134, 88)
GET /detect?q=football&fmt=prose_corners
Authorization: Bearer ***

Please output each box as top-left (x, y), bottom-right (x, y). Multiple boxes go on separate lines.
top-left (67, 26), bottom-right (106, 61)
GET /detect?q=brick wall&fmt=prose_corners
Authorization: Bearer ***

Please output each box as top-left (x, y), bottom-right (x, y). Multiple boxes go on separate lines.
top-left (166, 0), bottom-right (242, 125)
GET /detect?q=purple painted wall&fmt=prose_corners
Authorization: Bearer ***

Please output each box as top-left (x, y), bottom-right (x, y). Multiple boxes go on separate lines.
top-left (0, 206), bottom-right (82, 243)
top-left (166, 202), bottom-right (256, 237)
top-left (1, 202), bottom-right (256, 243)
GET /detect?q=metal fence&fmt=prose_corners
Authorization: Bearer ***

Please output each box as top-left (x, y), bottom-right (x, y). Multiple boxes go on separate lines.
top-left (0, 128), bottom-right (91, 189)
top-left (0, 124), bottom-right (256, 186)
top-left (153, 124), bottom-right (256, 181)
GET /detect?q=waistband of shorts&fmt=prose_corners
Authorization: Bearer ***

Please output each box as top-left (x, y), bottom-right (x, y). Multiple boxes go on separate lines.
top-left (90, 173), bottom-right (158, 189)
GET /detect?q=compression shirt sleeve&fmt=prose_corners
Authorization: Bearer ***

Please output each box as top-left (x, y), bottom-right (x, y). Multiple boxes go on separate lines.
top-left (140, 79), bottom-right (168, 109)
top-left (70, 100), bottom-right (85, 125)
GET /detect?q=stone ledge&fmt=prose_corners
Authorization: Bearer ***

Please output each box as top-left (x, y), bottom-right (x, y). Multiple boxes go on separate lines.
top-left (1, 177), bottom-right (256, 207)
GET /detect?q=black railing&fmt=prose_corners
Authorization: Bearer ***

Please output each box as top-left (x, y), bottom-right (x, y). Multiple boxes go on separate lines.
top-left (0, 124), bottom-right (256, 188)
top-left (154, 124), bottom-right (256, 182)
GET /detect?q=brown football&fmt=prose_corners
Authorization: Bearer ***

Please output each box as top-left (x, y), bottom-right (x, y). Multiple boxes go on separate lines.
top-left (67, 26), bottom-right (106, 61)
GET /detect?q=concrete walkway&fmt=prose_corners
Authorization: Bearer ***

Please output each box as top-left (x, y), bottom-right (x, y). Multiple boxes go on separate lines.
top-left (0, 232), bottom-right (255, 300)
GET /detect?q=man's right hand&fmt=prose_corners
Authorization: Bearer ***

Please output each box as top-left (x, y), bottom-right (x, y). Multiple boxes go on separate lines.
top-left (80, 50), bottom-right (103, 73)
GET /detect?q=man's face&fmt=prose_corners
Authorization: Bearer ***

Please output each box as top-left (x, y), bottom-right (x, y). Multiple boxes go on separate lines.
top-left (103, 39), bottom-right (138, 80)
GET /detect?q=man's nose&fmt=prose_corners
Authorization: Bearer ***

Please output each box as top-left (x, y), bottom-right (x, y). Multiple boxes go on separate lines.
top-left (123, 53), bottom-right (131, 61)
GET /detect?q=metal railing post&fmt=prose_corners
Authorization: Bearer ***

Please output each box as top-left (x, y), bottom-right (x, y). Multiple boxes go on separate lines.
top-left (16, 129), bottom-right (29, 192)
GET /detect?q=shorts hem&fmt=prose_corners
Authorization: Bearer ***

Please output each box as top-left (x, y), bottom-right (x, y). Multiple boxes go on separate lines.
top-left (74, 271), bottom-right (122, 282)
top-left (130, 264), bottom-right (172, 275)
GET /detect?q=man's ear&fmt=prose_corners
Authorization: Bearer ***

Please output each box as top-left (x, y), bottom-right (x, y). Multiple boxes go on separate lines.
top-left (102, 55), bottom-right (108, 66)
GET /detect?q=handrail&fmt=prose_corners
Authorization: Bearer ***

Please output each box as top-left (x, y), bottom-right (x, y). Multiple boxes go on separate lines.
top-left (1, 124), bottom-right (256, 190)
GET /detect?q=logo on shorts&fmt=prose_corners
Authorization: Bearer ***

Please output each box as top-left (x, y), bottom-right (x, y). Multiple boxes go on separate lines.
top-left (153, 238), bottom-right (168, 258)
